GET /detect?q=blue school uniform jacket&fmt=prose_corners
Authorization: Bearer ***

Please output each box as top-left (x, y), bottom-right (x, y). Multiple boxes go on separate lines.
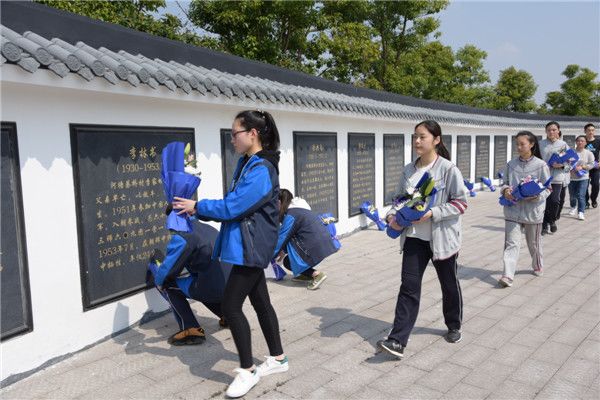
top-left (152, 219), bottom-right (230, 303)
top-left (273, 207), bottom-right (338, 275)
top-left (195, 151), bottom-right (280, 268)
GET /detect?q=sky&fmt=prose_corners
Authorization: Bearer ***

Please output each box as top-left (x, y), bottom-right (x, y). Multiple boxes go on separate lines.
top-left (160, 0), bottom-right (599, 104)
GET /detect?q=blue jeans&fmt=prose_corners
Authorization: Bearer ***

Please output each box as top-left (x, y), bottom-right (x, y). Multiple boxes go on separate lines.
top-left (569, 179), bottom-right (589, 213)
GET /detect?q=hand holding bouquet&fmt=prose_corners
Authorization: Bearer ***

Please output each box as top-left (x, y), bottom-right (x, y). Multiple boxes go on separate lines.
top-left (547, 148), bottom-right (579, 171)
top-left (499, 175), bottom-right (553, 206)
top-left (387, 172), bottom-right (437, 238)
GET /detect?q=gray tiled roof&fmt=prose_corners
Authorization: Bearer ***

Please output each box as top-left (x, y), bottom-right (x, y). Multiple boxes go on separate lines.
top-left (0, 24), bottom-right (593, 129)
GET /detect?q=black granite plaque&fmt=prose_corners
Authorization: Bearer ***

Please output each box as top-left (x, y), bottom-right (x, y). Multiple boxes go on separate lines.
top-left (71, 124), bottom-right (195, 309)
top-left (442, 135), bottom-right (452, 161)
top-left (456, 136), bottom-right (472, 180)
top-left (383, 134), bottom-right (404, 205)
top-left (494, 136), bottom-right (508, 176)
top-left (1, 122), bottom-right (33, 340)
top-left (220, 129), bottom-right (239, 195)
top-left (293, 132), bottom-right (338, 219)
top-left (475, 136), bottom-right (490, 178)
top-left (563, 135), bottom-right (576, 149)
top-left (348, 133), bottom-right (375, 217)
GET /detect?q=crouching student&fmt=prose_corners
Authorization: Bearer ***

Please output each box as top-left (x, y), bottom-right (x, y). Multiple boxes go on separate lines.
top-left (274, 189), bottom-right (338, 290)
top-left (498, 131), bottom-right (551, 288)
top-left (147, 205), bottom-right (231, 345)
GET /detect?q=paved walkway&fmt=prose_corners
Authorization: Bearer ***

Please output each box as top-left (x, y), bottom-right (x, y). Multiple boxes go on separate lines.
top-left (2, 191), bottom-right (599, 400)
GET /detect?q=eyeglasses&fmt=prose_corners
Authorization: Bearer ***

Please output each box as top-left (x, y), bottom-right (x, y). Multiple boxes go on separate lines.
top-left (230, 129), bottom-right (249, 140)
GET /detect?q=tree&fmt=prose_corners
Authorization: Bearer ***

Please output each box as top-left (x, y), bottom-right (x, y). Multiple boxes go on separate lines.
top-left (188, 0), bottom-right (320, 73)
top-left (36, 0), bottom-right (218, 48)
top-left (493, 66), bottom-right (537, 113)
top-left (540, 65), bottom-right (600, 116)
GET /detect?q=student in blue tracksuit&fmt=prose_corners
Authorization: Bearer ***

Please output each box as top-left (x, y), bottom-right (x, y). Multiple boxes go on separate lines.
top-left (173, 110), bottom-right (287, 398)
top-left (273, 189), bottom-right (338, 290)
top-left (147, 207), bottom-right (231, 345)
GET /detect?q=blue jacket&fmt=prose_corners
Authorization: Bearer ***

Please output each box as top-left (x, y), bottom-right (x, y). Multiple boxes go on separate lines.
top-left (152, 219), bottom-right (230, 303)
top-left (273, 207), bottom-right (338, 275)
top-left (195, 151), bottom-right (280, 268)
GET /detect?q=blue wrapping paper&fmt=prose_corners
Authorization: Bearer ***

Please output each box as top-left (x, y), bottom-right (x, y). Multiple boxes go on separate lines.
top-left (360, 201), bottom-right (387, 231)
top-left (162, 142), bottom-right (200, 232)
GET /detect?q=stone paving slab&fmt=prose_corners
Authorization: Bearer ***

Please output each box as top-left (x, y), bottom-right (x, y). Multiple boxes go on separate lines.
top-left (1, 191), bottom-right (599, 399)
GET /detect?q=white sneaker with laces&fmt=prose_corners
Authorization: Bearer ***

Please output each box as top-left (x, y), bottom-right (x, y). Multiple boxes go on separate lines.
top-left (226, 368), bottom-right (259, 398)
top-left (578, 212), bottom-right (585, 220)
top-left (256, 356), bottom-right (289, 377)
top-left (568, 208), bottom-right (577, 216)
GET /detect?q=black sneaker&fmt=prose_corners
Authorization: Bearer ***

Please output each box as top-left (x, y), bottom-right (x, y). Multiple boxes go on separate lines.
top-left (377, 339), bottom-right (405, 358)
top-left (593, 202), bottom-right (598, 208)
top-left (550, 223), bottom-right (558, 233)
top-left (541, 226), bottom-right (552, 236)
top-left (586, 203), bottom-right (591, 209)
top-left (445, 329), bottom-right (462, 343)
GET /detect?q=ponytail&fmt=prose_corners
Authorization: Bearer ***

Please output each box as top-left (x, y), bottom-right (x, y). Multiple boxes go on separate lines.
top-left (279, 188), bottom-right (294, 222)
top-left (235, 109), bottom-right (280, 151)
top-left (415, 120), bottom-right (450, 160)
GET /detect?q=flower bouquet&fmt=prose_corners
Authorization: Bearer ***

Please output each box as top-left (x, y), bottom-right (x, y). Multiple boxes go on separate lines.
top-left (360, 201), bottom-right (387, 231)
top-left (266, 259), bottom-right (287, 281)
top-left (480, 176), bottom-right (496, 192)
top-left (464, 180), bottom-right (477, 197)
top-left (547, 147), bottom-right (579, 171)
top-left (386, 172), bottom-right (438, 239)
top-left (319, 213), bottom-right (342, 249)
top-left (499, 175), bottom-right (553, 206)
top-left (162, 142), bottom-right (201, 232)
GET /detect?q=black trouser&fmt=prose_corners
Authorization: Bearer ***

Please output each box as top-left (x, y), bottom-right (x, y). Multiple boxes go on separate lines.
top-left (543, 183), bottom-right (563, 227)
top-left (222, 266), bottom-right (284, 368)
top-left (388, 238), bottom-right (462, 347)
top-left (162, 286), bottom-right (222, 331)
top-left (557, 183), bottom-right (567, 219)
top-left (282, 255), bottom-right (315, 278)
top-left (586, 168), bottom-right (600, 206)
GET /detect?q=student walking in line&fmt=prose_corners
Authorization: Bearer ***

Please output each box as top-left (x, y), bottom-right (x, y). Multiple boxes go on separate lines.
top-left (378, 120), bottom-right (467, 359)
top-left (568, 135), bottom-right (596, 220)
top-left (498, 131), bottom-right (551, 288)
top-left (584, 123), bottom-right (600, 208)
top-left (173, 110), bottom-right (288, 398)
top-left (539, 121), bottom-right (570, 235)
top-left (273, 189), bottom-right (337, 290)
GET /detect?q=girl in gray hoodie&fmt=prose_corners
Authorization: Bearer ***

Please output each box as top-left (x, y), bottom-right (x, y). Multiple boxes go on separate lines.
top-left (378, 120), bottom-right (467, 359)
top-left (499, 131), bottom-right (551, 288)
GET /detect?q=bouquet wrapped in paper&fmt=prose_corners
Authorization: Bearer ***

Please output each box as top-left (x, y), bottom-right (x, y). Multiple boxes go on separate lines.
top-left (360, 201), bottom-right (387, 231)
top-left (162, 142), bottom-right (201, 232)
top-left (499, 175), bottom-right (553, 207)
top-left (463, 179), bottom-right (477, 197)
top-left (547, 148), bottom-right (579, 171)
top-left (480, 176), bottom-right (496, 192)
top-left (266, 259), bottom-right (287, 281)
top-left (319, 213), bottom-right (341, 249)
top-left (387, 172), bottom-right (438, 239)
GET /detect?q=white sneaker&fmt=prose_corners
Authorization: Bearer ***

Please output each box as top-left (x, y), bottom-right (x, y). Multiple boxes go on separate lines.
top-left (256, 356), bottom-right (289, 377)
top-left (568, 208), bottom-right (577, 216)
top-left (578, 212), bottom-right (585, 220)
top-left (226, 368), bottom-right (259, 398)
